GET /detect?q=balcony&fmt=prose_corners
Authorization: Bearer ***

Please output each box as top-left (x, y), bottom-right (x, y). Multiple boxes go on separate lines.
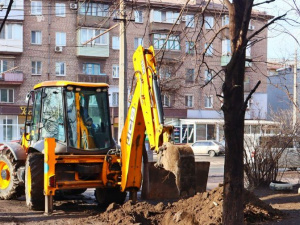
top-left (0, 0), bottom-right (24, 21)
top-left (77, 15), bottom-right (110, 29)
top-left (149, 22), bottom-right (181, 34)
top-left (77, 74), bottom-right (108, 83)
top-left (0, 72), bottom-right (23, 85)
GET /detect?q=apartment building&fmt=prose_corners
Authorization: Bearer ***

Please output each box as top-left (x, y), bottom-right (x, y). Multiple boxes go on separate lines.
top-left (0, 0), bottom-right (272, 143)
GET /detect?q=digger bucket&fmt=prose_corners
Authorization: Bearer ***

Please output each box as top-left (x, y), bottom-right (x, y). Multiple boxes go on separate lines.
top-left (142, 142), bottom-right (210, 199)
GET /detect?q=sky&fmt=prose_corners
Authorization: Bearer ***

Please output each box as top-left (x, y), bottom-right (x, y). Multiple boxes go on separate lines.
top-left (255, 0), bottom-right (300, 60)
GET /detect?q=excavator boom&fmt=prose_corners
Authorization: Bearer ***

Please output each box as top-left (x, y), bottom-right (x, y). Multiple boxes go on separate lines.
top-left (120, 46), bottom-right (196, 197)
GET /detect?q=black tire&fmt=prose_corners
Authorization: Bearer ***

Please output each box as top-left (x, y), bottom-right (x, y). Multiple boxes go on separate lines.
top-left (63, 188), bottom-right (87, 195)
top-left (0, 150), bottom-right (24, 200)
top-left (25, 153), bottom-right (44, 210)
top-left (209, 150), bottom-right (216, 157)
top-left (95, 187), bottom-right (127, 207)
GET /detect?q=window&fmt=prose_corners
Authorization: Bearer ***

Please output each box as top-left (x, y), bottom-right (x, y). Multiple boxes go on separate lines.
top-left (32, 61), bottom-right (41, 75)
top-left (112, 36), bottom-right (120, 50)
top-left (162, 94), bottom-right (170, 107)
top-left (31, 1), bottom-right (42, 15)
top-left (83, 63), bottom-right (101, 75)
top-left (0, 24), bottom-right (22, 40)
top-left (185, 95), bottom-right (193, 108)
top-left (0, 60), bottom-right (8, 73)
top-left (205, 43), bottom-right (213, 56)
top-left (222, 39), bottom-right (231, 56)
top-left (0, 0), bottom-right (17, 9)
top-left (205, 96), bottom-right (213, 108)
top-left (135, 10), bottom-right (143, 23)
top-left (56, 32), bottom-right (66, 46)
top-left (185, 15), bottom-right (195, 28)
top-left (246, 43), bottom-right (251, 58)
top-left (55, 3), bottom-right (65, 17)
top-left (112, 64), bottom-right (119, 78)
top-left (3, 119), bottom-right (13, 141)
top-left (55, 62), bottom-right (65, 76)
top-left (153, 34), bottom-right (180, 50)
top-left (186, 69), bottom-right (194, 82)
top-left (204, 70), bottom-right (213, 83)
top-left (0, 89), bottom-right (13, 103)
top-left (222, 15), bottom-right (229, 26)
top-left (134, 37), bottom-right (143, 49)
top-left (112, 92), bottom-right (119, 106)
top-left (204, 16), bottom-right (214, 29)
top-left (31, 31), bottom-right (42, 44)
top-left (185, 41), bottom-right (195, 54)
top-left (151, 10), bottom-right (179, 23)
top-left (159, 67), bottom-right (172, 79)
top-left (80, 28), bottom-right (108, 45)
top-left (79, 3), bottom-right (109, 17)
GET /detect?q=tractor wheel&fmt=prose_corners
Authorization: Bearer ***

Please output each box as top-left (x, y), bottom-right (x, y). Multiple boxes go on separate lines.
top-left (25, 153), bottom-right (44, 210)
top-left (0, 150), bottom-right (24, 199)
top-left (95, 187), bottom-right (127, 207)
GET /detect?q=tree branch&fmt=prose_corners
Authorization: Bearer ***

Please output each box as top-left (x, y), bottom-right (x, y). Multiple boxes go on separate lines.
top-left (242, 80), bottom-right (261, 112)
top-left (247, 13), bottom-right (286, 41)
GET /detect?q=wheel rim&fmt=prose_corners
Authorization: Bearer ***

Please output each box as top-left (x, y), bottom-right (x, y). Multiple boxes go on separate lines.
top-left (0, 160), bottom-right (10, 190)
top-left (26, 166), bottom-right (32, 199)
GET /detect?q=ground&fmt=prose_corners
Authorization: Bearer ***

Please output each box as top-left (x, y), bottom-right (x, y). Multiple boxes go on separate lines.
top-left (0, 170), bottom-right (299, 225)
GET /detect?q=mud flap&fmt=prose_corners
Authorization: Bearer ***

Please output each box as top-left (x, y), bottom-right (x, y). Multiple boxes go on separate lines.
top-left (155, 142), bottom-right (196, 197)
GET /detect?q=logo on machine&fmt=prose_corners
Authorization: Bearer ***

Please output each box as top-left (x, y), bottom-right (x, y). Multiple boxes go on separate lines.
top-left (127, 107), bottom-right (136, 145)
top-left (141, 58), bottom-right (146, 75)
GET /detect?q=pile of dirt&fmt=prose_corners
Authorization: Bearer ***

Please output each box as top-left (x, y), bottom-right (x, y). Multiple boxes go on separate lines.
top-left (92, 186), bottom-right (284, 225)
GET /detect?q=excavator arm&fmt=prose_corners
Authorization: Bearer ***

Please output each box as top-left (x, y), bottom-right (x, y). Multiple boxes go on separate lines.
top-left (120, 46), bottom-right (195, 197)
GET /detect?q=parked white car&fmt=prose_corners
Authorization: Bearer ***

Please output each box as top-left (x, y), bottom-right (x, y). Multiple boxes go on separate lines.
top-left (191, 140), bottom-right (225, 157)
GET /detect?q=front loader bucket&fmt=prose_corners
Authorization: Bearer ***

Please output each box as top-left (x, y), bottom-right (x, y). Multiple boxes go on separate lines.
top-left (154, 143), bottom-right (197, 197)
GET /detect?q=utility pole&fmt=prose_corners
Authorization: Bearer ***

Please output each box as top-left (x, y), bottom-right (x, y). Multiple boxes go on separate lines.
top-left (118, 0), bottom-right (128, 142)
top-left (293, 49), bottom-right (298, 129)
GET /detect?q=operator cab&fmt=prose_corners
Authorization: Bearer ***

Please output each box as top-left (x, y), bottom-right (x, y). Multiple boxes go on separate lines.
top-left (25, 81), bottom-right (114, 154)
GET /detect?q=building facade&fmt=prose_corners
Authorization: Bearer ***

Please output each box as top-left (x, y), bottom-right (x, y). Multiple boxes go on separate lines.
top-left (0, 0), bottom-right (271, 143)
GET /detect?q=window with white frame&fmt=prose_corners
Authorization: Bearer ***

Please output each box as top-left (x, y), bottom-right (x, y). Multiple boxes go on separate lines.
top-left (55, 62), bottom-right (66, 76)
top-left (80, 28), bottom-right (108, 45)
top-left (153, 34), bottom-right (180, 50)
top-left (55, 32), bottom-right (66, 46)
top-left (31, 1), bottom-right (42, 15)
top-left (246, 43), bottom-right (251, 58)
top-left (112, 92), bottom-right (119, 106)
top-left (83, 63), bottom-right (101, 75)
top-left (55, 3), bottom-right (65, 17)
top-left (31, 31), bottom-right (41, 45)
top-left (204, 16), bottom-right (214, 29)
top-left (134, 37), bottom-right (143, 49)
top-left (205, 43), bottom-right (213, 56)
top-left (222, 39), bottom-right (231, 56)
top-left (0, 60), bottom-right (8, 73)
top-left (112, 64), bottom-right (119, 78)
top-left (205, 95), bottom-right (213, 108)
top-left (186, 69), bottom-right (194, 82)
top-left (185, 95), bottom-right (193, 108)
top-left (222, 15), bottom-right (229, 26)
top-left (79, 3), bottom-right (109, 17)
top-left (185, 41), bottom-right (195, 54)
top-left (0, 89), bottom-right (13, 103)
top-left (151, 10), bottom-right (179, 23)
top-left (3, 118), bottom-right (13, 141)
top-left (112, 36), bottom-right (120, 49)
top-left (32, 61), bottom-right (41, 75)
top-left (185, 15), bottom-right (195, 28)
top-left (162, 94), bottom-right (171, 107)
top-left (159, 66), bottom-right (172, 79)
top-left (204, 70), bottom-right (213, 83)
top-left (135, 10), bottom-right (143, 23)
top-left (0, 23), bottom-right (22, 40)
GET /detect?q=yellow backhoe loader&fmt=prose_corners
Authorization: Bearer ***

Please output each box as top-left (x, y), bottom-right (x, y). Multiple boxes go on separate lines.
top-left (0, 46), bottom-right (196, 213)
